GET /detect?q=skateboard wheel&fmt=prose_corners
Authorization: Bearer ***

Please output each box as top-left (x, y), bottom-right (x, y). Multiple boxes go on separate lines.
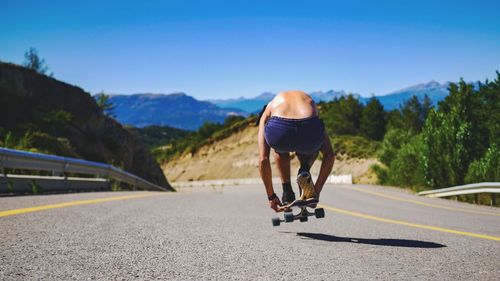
top-left (315, 208), bottom-right (325, 218)
top-left (299, 216), bottom-right (308, 222)
top-left (272, 217), bottom-right (280, 227)
top-left (284, 212), bottom-right (294, 223)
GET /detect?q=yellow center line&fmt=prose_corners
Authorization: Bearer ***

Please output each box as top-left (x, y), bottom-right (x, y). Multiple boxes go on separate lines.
top-left (0, 193), bottom-right (171, 218)
top-left (318, 204), bottom-right (500, 242)
top-left (342, 186), bottom-right (500, 217)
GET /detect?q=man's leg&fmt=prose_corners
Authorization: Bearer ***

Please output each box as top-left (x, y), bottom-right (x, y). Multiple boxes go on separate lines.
top-left (296, 152), bottom-right (319, 199)
top-left (273, 151), bottom-right (295, 204)
top-left (296, 152), bottom-right (318, 174)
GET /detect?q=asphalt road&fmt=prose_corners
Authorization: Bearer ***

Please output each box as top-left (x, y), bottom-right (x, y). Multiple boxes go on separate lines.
top-left (0, 184), bottom-right (499, 280)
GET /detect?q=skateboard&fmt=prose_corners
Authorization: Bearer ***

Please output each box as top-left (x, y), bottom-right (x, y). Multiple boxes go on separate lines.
top-left (271, 172), bottom-right (325, 226)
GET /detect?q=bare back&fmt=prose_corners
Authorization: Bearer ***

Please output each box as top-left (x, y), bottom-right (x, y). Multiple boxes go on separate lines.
top-left (268, 91), bottom-right (317, 119)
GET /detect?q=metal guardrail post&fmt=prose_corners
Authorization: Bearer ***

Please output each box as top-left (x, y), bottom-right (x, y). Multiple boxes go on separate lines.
top-left (1, 164), bottom-right (5, 188)
top-left (0, 153), bottom-right (6, 191)
top-left (492, 194), bottom-right (497, 207)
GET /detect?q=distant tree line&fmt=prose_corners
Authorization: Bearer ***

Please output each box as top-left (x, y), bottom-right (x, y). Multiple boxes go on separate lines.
top-left (318, 94), bottom-right (432, 142)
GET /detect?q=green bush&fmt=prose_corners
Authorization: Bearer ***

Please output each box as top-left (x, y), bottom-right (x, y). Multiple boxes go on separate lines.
top-left (465, 144), bottom-right (500, 183)
top-left (372, 164), bottom-right (389, 185)
top-left (41, 110), bottom-right (73, 134)
top-left (387, 135), bottom-right (427, 188)
top-left (378, 129), bottom-right (412, 166)
top-left (331, 135), bottom-right (380, 159)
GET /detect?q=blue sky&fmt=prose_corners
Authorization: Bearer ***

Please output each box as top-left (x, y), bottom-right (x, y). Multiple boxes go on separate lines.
top-left (1, 0), bottom-right (499, 99)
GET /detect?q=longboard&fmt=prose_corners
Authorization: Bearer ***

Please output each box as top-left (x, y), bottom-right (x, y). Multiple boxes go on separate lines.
top-left (271, 172), bottom-right (325, 226)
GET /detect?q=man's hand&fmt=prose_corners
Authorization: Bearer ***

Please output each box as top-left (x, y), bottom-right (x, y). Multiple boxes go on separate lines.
top-left (269, 197), bottom-right (282, 212)
top-left (314, 185), bottom-right (321, 200)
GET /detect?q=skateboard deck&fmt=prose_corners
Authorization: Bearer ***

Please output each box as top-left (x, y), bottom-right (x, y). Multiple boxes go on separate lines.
top-left (277, 197), bottom-right (318, 212)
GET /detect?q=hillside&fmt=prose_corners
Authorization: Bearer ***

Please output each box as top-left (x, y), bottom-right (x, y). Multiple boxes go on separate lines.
top-left (162, 120), bottom-right (379, 183)
top-left (0, 62), bottom-right (172, 190)
top-left (107, 93), bottom-right (249, 130)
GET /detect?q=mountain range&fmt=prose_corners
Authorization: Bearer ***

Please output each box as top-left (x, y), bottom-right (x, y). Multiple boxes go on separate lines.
top-left (209, 90), bottom-right (351, 113)
top-left (360, 81), bottom-right (450, 110)
top-left (106, 81), bottom-right (450, 130)
top-left (108, 93), bottom-right (248, 130)
top-left (211, 81), bottom-right (449, 113)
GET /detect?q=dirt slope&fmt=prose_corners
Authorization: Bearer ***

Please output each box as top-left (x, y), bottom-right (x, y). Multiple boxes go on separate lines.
top-left (162, 123), bottom-right (379, 183)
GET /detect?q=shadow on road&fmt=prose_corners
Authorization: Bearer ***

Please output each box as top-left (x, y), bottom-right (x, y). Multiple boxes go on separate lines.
top-left (295, 232), bottom-right (446, 248)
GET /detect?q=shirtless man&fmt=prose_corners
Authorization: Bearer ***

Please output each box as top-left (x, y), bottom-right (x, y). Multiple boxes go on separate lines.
top-left (258, 90), bottom-right (335, 212)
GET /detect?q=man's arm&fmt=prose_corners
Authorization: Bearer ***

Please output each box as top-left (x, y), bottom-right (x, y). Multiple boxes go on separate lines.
top-left (257, 108), bottom-right (281, 211)
top-left (258, 125), bottom-right (273, 197)
top-left (314, 132), bottom-right (335, 196)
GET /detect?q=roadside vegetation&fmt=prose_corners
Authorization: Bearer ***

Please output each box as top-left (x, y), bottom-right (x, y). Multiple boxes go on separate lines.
top-left (373, 74), bottom-right (500, 205)
top-left (0, 109), bottom-right (76, 156)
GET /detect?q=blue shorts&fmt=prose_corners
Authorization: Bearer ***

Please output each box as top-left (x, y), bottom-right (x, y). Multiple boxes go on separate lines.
top-left (264, 116), bottom-right (325, 155)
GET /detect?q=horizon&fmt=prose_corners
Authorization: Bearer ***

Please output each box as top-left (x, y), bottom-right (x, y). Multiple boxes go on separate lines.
top-left (1, 1), bottom-right (499, 99)
top-left (101, 79), bottom-right (447, 100)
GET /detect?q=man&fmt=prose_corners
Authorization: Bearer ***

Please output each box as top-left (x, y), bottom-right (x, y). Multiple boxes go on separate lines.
top-left (258, 90), bottom-right (335, 212)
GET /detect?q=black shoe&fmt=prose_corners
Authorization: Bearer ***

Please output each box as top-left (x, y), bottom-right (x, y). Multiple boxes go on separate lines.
top-left (282, 189), bottom-right (296, 205)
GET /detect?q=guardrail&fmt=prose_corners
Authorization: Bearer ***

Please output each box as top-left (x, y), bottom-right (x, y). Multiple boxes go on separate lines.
top-left (0, 147), bottom-right (168, 193)
top-left (417, 182), bottom-right (499, 206)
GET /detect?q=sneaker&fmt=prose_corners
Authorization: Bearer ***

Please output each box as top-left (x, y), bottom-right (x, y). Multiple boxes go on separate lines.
top-left (282, 189), bottom-right (296, 205)
top-left (297, 171), bottom-right (316, 200)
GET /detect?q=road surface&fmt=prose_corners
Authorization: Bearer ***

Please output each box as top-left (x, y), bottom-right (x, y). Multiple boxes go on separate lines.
top-left (1, 184), bottom-right (499, 280)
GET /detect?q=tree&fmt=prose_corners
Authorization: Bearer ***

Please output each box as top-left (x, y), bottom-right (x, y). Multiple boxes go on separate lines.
top-left (387, 134), bottom-right (427, 188)
top-left (476, 72), bottom-right (500, 147)
top-left (400, 96), bottom-right (423, 133)
top-left (422, 81), bottom-right (479, 188)
top-left (95, 92), bottom-right (116, 117)
top-left (23, 47), bottom-right (51, 75)
top-left (378, 128), bottom-right (412, 166)
top-left (421, 95), bottom-right (433, 122)
top-left (322, 94), bottom-right (363, 136)
top-left (360, 97), bottom-right (386, 140)
top-left (386, 95), bottom-right (433, 134)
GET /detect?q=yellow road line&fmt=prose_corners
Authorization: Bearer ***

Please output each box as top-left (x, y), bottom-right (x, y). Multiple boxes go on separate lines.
top-left (318, 204), bottom-right (500, 242)
top-left (344, 187), bottom-right (500, 217)
top-left (0, 193), bottom-right (169, 218)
